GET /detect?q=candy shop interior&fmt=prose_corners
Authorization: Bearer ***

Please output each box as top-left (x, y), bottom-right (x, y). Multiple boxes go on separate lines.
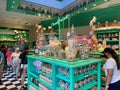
top-left (0, 0), bottom-right (120, 90)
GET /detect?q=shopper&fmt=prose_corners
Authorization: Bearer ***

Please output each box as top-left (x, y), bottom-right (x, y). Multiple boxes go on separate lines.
top-left (103, 47), bottom-right (120, 90)
top-left (6, 48), bottom-right (13, 71)
top-left (1, 44), bottom-right (7, 70)
top-left (0, 47), bottom-right (4, 85)
top-left (19, 47), bottom-right (29, 89)
top-left (11, 47), bottom-right (21, 80)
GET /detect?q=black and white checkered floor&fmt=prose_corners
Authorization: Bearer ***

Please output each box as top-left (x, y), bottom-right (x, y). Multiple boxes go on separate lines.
top-left (0, 69), bottom-right (27, 90)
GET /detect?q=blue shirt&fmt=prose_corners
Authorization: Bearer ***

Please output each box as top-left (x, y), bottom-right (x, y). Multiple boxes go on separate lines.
top-left (0, 51), bottom-right (4, 62)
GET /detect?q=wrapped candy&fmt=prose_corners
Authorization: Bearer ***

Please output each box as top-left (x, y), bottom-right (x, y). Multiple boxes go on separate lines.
top-left (67, 39), bottom-right (77, 62)
top-left (58, 49), bottom-right (65, 59)
top-left (79, 38), bottom-right (89, 59)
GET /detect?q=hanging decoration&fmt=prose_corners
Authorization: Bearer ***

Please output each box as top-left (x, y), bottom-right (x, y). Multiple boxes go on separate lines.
top-left (35, 24), bottom-right (45, 49)
top-left (88, 16), bottom-right (98, 51)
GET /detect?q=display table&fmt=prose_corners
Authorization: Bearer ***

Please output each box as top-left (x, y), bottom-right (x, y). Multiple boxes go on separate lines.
top-left (27, 55), bottom-right (101, 90)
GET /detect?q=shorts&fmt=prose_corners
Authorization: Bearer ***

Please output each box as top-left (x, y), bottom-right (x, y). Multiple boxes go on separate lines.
top-left (21, 64), bottom-right (27, 71)
top-left (109, 80), bottom-right (120, 90)
top-left (7, 61), bottom-right (12, 66)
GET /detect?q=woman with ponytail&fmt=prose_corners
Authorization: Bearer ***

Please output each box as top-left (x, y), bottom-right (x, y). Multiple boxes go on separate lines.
top-left (103, 47), bottom-right (120, 90)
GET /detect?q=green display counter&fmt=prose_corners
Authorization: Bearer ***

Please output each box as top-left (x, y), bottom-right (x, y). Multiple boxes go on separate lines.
top-left (27, 55), bottom-right (101, 90)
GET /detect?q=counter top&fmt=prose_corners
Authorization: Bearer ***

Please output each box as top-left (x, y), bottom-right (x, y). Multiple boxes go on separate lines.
top-left (27, 55), bottom-right (101, 68)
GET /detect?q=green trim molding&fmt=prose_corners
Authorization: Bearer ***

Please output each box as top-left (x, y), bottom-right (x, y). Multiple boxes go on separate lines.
top-left (6, 0), bottom-right (110, 19)
top-left (41, 4), bottom-right (120, 29)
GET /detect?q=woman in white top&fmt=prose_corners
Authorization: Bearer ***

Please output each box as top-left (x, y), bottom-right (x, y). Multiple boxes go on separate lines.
top-left (103, 47), bottom-right (120, 90)
top-left (11, 47), bottom-right (21, 80)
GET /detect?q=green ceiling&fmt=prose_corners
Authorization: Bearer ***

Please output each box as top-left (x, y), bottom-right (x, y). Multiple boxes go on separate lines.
top-left (41, 4), bottom-right (120, 29)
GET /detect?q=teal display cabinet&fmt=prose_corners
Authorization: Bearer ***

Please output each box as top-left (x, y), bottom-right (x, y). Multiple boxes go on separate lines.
top-left (27, 55), bottom-right (101, 90)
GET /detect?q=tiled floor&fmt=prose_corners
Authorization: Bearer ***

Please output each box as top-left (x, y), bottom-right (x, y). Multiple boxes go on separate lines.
top-left (0, 69), bottom-right (27, 90)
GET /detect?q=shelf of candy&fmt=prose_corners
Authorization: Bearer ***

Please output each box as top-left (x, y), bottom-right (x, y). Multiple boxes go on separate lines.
top-left (58, 76), bottom-right (96, 90)
top-left (0, 38), bottom-right (16, 41)
top-left (30, 77), bottom-right (51, 90)
top-left (106, 44), bottom-right (111, 47)
top-left (39, 74), bottom-right (52, 85)
top-left (30, 85), bottom-right (38, 90)
top-left (39, 83), bottom-right (50, 90)
top-left (29, 77), bottom-right (40, 90)
top-left (112, 44), bottom-right (119, 50)
top-left (31, 78), bottom-right (39, 87)
top-left (74, 76), bottom-right (96, 90)
top-left (57, 64), bottom-right (96, 83)
top-left (30, 72), bottom-right (52, 89)
top-left (32, 60), bottom-right (52, 80)
top-left (111, 37), bottom-right (118, 40)
top-left (0, 30), bottom-right (15, 35)
top-left (74, 65), bottom-right (97, 82)
top-left (90, 37), bottom-right (106, 53)
top-left (41, 63), bottom-right (52, 75)
top-left (97, 32), bottom-right (118, 37)
top-left (59, 80), bottom-right (70, 90)
top-left (57, 67), bottom-right (70, 82)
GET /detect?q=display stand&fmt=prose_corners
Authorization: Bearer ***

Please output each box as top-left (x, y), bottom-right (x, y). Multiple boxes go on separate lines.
top-left (27, 55), bottom-right (101, 90)
top-left (95, 27), bottom-right (120, 50)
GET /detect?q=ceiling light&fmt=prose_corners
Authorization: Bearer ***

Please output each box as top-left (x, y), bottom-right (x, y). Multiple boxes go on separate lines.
top-left (48, 15), bottom-right (51, 18)
top-left (93, 4), bottom-right (96, 6)
top-left (11, 6), bottom-right (14, 8)
top-left (13, 1), bottom-right (15, 3)
top-left (22, 31), bottom-right (25, 33)
top-left (85, 8), bottom-right (87, 10)
top-left (43, 28), bottom-right (46, 30)
top-left (14, 30), bottom-right (17, 33)
top-left (38, 13), bottom-right (41, 16)
top-left (48, 26), bottom-right (52, 29)
top-left (38, 25), bottom-right (42, 28)
top-left (104, 0), bottom-right (107, 2)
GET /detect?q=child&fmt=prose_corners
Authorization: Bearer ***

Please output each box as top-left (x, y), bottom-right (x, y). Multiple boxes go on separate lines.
top-left (6, 48), bottom-right (13, 71)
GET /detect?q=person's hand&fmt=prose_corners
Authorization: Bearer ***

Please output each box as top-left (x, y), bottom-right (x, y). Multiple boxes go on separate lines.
top-left (13, 64), bottom-right (16, 67)
top-left (105, 86), bottom-right (109, 90)
top-left (105, 88), bottom-right (108, 90)
top-left (102, 57), bottom-right (107, 61)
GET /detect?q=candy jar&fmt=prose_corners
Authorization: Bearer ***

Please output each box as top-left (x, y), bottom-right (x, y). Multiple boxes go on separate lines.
top-left (67, 39), bottom-right (77, 62)
top-left (58, 49), bottom-right (65, 60)
top-left (79, 45), bottom-right (89, 59)
top-left (59, 80), bottom-right (65, 89)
